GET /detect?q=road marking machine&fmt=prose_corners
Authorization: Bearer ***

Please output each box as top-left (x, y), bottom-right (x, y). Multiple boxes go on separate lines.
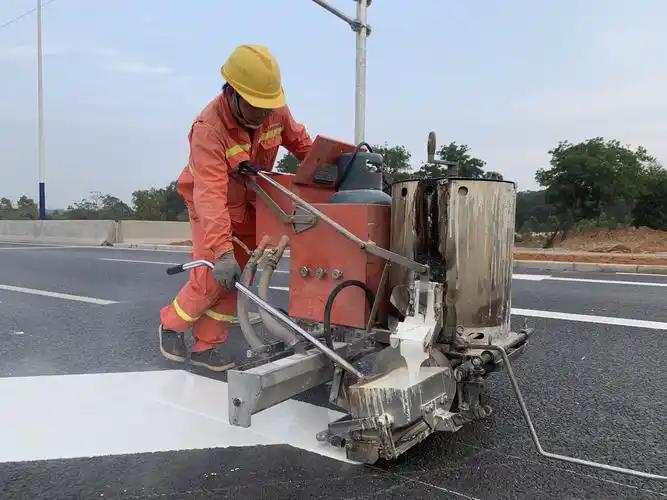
top-left (168, 133), bottom-right (665, 480)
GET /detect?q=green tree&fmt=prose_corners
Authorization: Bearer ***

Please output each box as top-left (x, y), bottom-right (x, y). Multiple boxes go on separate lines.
top-left (0, 197), bottom-right (12, 211)
top-left (484, 171), bottom-right (504, 180)
top-left (99, 195), bottom-right (133, 220)
top-left (132, 187), bottom-right (166, 220)
top-left (633, 169), bottom-right (667, 229)
top-left (276, 153), bottom-right (299, 173)
top-left (17, 195), bottom-right (38, 220)
top-left (414, 142), bottom-right (488, 178)
top-left (164, 182), bottom-right (187, 221)
top-left (372, 143), bottom-right (412, 181)
top-left (535, 138), bottom-right (658, 244)
top-left (515, 190), bottom-right (555, 229)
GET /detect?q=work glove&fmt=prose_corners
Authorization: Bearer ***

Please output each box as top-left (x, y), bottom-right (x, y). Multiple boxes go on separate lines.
top-left (213, 251), bottom-right (241, 290)
top-left (238, 161), bottom-right (259, 176)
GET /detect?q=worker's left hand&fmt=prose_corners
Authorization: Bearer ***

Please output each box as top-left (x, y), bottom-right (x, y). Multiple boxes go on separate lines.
top-left (213, 252), bottom-right (242, 290)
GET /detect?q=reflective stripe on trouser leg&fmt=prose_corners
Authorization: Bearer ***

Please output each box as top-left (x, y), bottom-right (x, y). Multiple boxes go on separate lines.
top-left (160, 265), bottom-right (219, 333)
top-left (192, 293), bottom-right (236, 352)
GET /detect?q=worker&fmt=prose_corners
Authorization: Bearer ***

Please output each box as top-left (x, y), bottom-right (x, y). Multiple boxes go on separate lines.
top-left (158, 45), bottom-right (313, 372)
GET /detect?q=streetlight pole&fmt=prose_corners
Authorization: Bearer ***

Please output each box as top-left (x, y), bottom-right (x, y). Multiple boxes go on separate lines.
top-left (311, 0), bottom-right (371, 145)
top-left (37, 0), bottom-right (46, 220)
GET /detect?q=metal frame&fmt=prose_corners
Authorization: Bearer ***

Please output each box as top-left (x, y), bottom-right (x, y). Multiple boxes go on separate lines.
top-left (253, 171), bottom-right (428, 274)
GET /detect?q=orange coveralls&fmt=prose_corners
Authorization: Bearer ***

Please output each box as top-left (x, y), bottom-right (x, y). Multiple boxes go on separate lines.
top-left (160, 88), bottom-right (312, 352)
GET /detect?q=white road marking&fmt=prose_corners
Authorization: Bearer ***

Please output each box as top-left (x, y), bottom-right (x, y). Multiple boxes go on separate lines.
top-left (0, 284), bottom-right (117, 305)
top-left (511, 308), bottom-right (667, 330)
top-left (269, 286), bottom-right (290, 291)
top-left (617, 272), bottom-right (667, 278)
top-left (512, 274), bottom-right (551, 281)
top-left (513, 274), bottom-right (667, 287)
top-left (0, 370), bottom-right (349, 464)
top-left (0, 245), bottom-right (83, 251)
top-left (547, 276), bottom-right (667, 287)
top-left (99, 257), bottom-right (180, 265)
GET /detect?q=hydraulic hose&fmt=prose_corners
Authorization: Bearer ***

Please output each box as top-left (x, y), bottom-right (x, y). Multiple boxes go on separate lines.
top-left (257, 235), bottom-right (299, 347)
top-left (236, 235), bottom-right (271, 351)
top-left (323, 280), bottom-right (375, 349)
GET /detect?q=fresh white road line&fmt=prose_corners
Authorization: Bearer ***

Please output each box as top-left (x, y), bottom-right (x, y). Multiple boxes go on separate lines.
top-left (513, 273), bottom-right (667, 287)
top-left (99, 257), bottom-right (181, 265)
top-left (511, 308), bottom-right (667, 330)
top-left (269, 286), bottom-right (290, 291)
top-left (512, 274), bottom-right (551, 281)
top-left (0, 284), bottom-right (118, 305)
top-left (0, 370), bottom-right (349, 464)
top-left (547, 276), bottom-right (667, 287)
top-left (617, 272), bottom-right (667, 278)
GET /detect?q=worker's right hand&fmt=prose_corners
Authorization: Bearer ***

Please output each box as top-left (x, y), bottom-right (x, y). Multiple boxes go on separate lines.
top-left (238, 161), bottom-right (259, 176)
top-left (213, 252), bottom-right (242, 290)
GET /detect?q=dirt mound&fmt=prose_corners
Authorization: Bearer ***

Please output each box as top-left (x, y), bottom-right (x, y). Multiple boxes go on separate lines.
top-left (556, 227), bottom-right (667, 253)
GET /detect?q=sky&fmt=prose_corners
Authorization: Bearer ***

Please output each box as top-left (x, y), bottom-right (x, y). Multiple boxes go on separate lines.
top-left (1, 0), bottom-right (667, 209)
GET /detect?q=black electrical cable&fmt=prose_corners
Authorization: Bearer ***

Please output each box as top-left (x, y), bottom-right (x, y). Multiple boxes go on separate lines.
top-left (323, 280), bottom-right (375, 349)
top-left (335, 142), bottom-right (375, 190)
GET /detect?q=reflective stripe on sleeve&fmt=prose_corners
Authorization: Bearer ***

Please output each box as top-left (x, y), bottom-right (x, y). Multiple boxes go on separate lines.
top-left (225, 143), bottom-right (251, 159)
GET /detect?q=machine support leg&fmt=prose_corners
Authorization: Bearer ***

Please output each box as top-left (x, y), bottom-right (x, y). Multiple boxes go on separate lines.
top-left (470, 343), bottom-right (667, 481)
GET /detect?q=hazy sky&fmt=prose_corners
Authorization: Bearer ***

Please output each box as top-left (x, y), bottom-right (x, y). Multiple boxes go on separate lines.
top-left (2, 0), bottom-right (666, 208)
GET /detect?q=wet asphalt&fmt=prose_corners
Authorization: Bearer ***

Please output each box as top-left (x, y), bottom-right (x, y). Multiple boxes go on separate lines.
top-left (0, 243), bottom-right (665, 499)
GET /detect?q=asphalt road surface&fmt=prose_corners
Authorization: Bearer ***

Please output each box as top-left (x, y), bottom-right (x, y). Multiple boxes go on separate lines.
top-left (0, 242), bottom-right (665, 499)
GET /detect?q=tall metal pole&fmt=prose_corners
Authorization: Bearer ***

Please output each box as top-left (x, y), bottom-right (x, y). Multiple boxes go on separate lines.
top-left (311, 0), bottom-right (370, 145)
top-left (354, 0), bottom-right (368, 145)
top-left (37, 0), bottom-right (46, 220)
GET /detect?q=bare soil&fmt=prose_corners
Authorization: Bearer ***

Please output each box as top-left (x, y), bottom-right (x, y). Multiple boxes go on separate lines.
top-left (554, 227), bottom-right (667, 253)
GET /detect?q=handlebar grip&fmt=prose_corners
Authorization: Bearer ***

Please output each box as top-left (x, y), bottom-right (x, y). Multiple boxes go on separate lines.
top-left (166, 264), bottom-right (186, 275)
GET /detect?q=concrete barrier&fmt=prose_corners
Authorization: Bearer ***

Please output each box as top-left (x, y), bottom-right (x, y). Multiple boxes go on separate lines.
top-left (116, 220), bottom-right (191, 245)
top-left (0, 220), bottom-right (117, 245)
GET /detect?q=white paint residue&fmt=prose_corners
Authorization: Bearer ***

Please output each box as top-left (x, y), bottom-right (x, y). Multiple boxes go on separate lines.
top-left (0, 370), bottom-right (350, 464)
top-left (399, 337), bottom-right (429, 384)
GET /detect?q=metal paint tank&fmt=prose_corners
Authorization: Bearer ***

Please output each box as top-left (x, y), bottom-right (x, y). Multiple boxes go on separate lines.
top-left (389, 178), bottom-right (516, 343)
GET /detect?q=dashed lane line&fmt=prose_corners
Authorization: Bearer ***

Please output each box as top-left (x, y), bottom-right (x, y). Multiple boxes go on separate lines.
top-left (514, 274), bottom-right (667, 287)
top-left (511, 308), bottom-right (667, 330)
top-left (99, 257), bottom-right (181, 265)
top-left (0, 284), bottom-right (118, 305)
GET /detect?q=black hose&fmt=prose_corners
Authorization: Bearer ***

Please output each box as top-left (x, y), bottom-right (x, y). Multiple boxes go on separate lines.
top-left (335, 142), bottom-right (375, 190)
top-left (323, 280), bottom-right (375, 349)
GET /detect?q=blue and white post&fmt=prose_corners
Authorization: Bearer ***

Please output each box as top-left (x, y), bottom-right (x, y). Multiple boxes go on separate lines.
top-left (37, 0), bottom-right (46, 220)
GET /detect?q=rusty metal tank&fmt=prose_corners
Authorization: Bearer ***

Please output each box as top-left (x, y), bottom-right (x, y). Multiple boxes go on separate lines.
top-left (389, 178), bottom-right (516, 343)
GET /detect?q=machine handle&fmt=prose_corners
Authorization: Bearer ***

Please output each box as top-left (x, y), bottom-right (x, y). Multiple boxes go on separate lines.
top-left (166, 264), bottom-right (185, 275)
top-left (165, 260), bottom-right (215, 276)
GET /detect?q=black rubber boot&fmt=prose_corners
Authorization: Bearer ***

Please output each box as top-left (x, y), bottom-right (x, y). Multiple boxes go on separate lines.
top-left (159, 325), bottom-right (186, 363)
top-left (190, 348), bottom-right (236, 372)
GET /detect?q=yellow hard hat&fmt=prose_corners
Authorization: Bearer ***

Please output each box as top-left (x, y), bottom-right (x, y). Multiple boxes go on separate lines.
top-left (221, 45), bottom-right (286, 109)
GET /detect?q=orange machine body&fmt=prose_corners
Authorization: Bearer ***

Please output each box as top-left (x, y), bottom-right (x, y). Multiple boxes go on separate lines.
top-left (254, 136), bottom-right (390, 330)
